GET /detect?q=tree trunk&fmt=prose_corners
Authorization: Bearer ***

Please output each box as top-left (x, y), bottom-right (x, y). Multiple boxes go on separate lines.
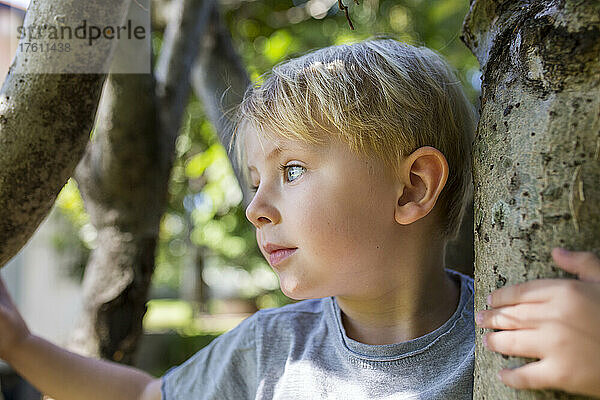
top-left (0, 0), bottom-right (132, 267)
top-left (69, 0), bottom-right (213, 363)
top-left (190, 3), bottom-right (251, 205)
top-left (70, 69), bottom-right (161, 363)
top-left (462, 1), bottom-right (600, 399)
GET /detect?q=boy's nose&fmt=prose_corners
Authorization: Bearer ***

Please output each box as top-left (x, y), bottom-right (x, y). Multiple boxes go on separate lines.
top-left (245, 192), bottom-right (281, 228)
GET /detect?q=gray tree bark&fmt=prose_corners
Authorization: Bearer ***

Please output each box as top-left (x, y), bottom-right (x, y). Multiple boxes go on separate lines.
top-left (70, 70), bottom-right (161, 363)
top-left (69, 0), bottom-right (213, 363)
top-left (462, 1), bottom-right (600, 399)
top-left (0, 0), bottom-right (132, 267)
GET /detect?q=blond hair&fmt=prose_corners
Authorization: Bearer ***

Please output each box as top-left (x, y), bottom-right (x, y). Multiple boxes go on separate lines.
top-left (231, 39), bottom-right (476, 240)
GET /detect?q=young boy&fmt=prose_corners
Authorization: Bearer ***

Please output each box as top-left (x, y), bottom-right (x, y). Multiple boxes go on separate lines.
top-left (0, 39), bottom-right (599, 400)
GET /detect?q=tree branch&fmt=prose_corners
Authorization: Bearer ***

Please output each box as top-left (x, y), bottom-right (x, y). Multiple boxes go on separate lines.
top-left (0, 0), bottom-right (133, 267)
top-left (68, 0), bottom-right (213, 363)
top-left (190, 3), bottom-right (252, 205)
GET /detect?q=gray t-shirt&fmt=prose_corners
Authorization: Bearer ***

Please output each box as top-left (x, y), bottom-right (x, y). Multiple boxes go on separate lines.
top-left (162, 270), bottom-right (474, 399)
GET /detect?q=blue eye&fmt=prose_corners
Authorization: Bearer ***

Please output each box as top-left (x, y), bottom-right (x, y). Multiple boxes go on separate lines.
top-left (279, 164), bottom-right (305, 183)
top-left (250, 164), bottom-right (305, 192)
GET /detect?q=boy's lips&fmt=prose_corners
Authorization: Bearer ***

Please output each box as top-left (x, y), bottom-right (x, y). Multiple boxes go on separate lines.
top-left (263, 243), bottom-right (298, 267)
top-left (268, 248), bottom-right (297, 266)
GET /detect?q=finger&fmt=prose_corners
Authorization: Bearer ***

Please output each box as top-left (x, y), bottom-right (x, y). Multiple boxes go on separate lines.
top-left (484, 330), bottom-right (543, 359)
top-left (498, 360), bottom-right (553, 390)
top-left (476, 303), bottom-right (541, 330)
top-left (488, 279), bottom-right (563, 308)
top-left (552, 248), bottom-right (600, 283)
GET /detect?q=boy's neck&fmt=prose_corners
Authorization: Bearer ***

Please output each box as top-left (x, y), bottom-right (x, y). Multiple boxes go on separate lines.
top-left (335, 250), bottom-right (460, 345)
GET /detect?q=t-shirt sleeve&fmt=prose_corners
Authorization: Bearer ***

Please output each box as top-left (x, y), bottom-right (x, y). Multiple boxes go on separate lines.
top-left (161, 313), bottom-right (258, 400)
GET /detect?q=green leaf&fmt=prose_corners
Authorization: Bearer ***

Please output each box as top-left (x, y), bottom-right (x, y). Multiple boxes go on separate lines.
top-left (264, 30), bottom-right (293, 62)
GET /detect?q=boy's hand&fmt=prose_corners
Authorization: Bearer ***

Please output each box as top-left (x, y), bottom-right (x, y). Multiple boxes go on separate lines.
top-left (0, 276), bottom-right (32, 362)
top-left (476, 248), bottom-right (600, 398)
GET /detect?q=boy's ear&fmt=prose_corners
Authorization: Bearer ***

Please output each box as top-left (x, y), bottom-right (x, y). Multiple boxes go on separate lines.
top-left (394, 146), bottom-right (449, 226)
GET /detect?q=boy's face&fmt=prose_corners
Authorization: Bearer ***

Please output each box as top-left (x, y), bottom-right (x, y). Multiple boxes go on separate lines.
top-left (244, 127), bottom-right (405, 300)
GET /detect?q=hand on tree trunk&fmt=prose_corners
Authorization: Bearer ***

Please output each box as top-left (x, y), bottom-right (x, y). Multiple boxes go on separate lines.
top-left (476, 248), bottom-right (600, 398)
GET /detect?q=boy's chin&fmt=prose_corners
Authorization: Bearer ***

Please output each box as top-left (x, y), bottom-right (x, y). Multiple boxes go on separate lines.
top-left (279, 281), bottom-right (325, 301)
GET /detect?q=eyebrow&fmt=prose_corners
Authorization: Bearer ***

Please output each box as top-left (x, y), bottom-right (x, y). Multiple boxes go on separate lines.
top-left (246, 145), bottom-right (289, 171)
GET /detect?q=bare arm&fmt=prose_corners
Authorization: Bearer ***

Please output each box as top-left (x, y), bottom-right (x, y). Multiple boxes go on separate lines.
top-left (0, 278), bottom-right (162, 400)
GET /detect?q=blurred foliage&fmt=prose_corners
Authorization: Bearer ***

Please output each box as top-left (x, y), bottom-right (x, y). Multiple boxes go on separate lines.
top-left (135, 330), bottom-right (220, 377)
top-left (144, 299), bottom-right (250, 334)
top-left (223, 0), bottom-right (480, 101)
top-left (52, 179), bottom-right (93, 281)
top-left (54, 0), bottom-right (480, 312)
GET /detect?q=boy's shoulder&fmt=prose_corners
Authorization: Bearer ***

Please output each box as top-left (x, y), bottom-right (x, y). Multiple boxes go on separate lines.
top-left (249, 297), bottom-right (331, 339)
top-left (253, 297), bottom-right (327, 323)
top-left (257, 297), bottom-right (326, 316)
top-left (447, 268), bottom-right (474, 295)
top-left (447, 268), bottom-right (474, 315)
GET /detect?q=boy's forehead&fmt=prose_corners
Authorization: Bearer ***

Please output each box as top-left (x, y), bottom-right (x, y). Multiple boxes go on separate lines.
top-left (244, 127), bottom-right (284, 156)
top-left (243, 126), bottom-right (326, 166)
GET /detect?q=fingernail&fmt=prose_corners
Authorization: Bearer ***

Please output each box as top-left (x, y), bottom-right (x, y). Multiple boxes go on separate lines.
top-left (482, 334), bottom-right (488, 348)
top-left (476, 312), bottom-right (483, 325)
top-left (555, 247), bottom-right (570, 256)
top-left (497, 371), bottom-right (503, 381)
top-left (486, 294), bottom-right (492, 305)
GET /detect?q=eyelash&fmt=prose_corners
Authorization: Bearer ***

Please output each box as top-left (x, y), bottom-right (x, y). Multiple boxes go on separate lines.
top-left (250, 163), bottom-right (305, 192)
